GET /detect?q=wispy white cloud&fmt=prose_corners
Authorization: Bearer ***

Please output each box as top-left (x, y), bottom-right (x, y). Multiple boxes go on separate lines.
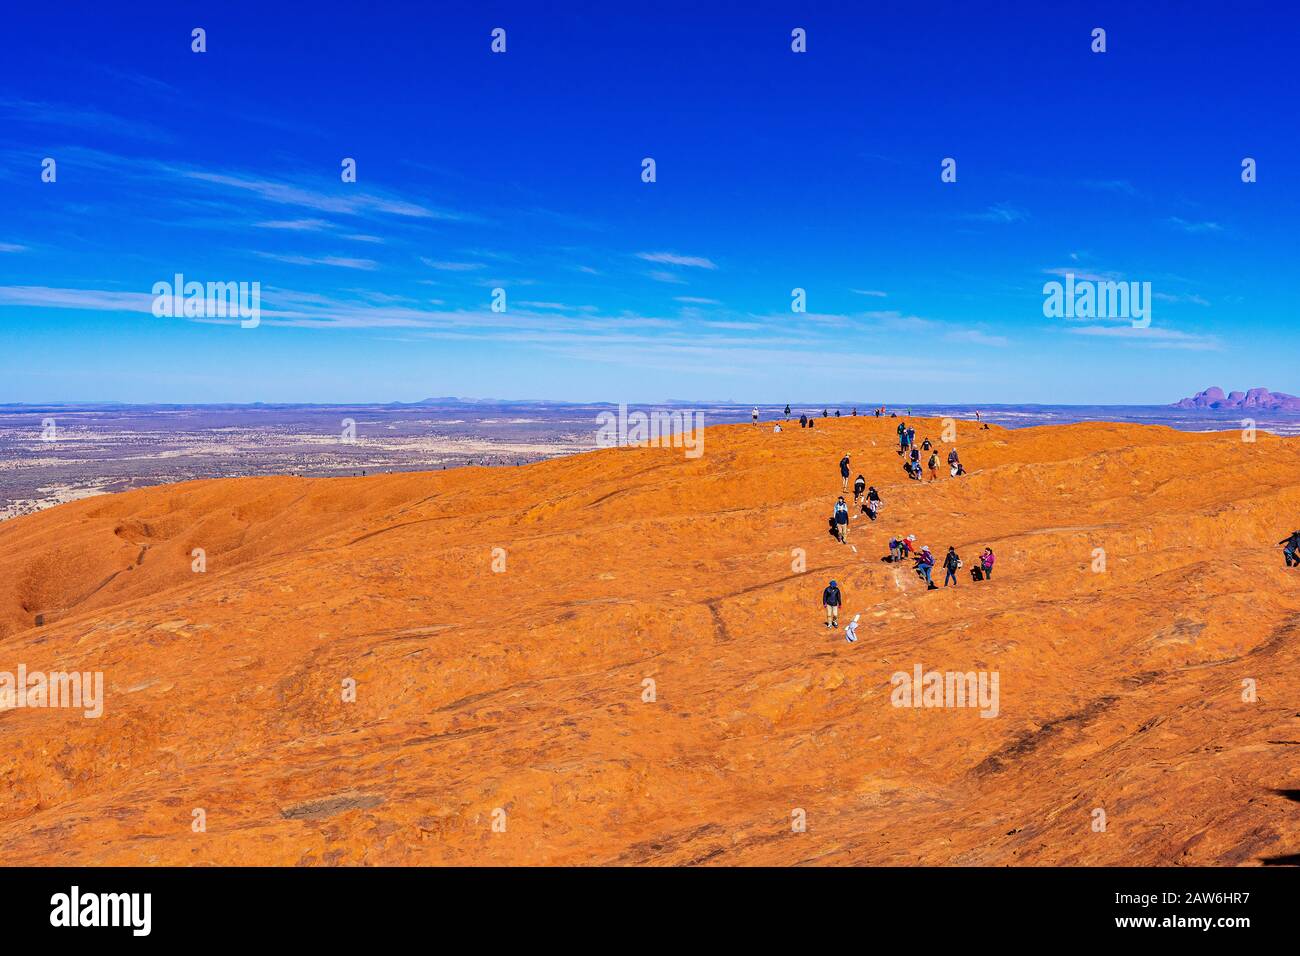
top-left (1167, 216), bottom-right (1222, 234)
top-left (0, 242), bottom-right (27, 253)
top-left (420, 259), bottom-right (485, 271)
top-left (180, 169), bottom-right (466, 221)
top-left (647, 270), bottom-right (687, 284)
top-left (1153, 291), bottom-right (1210, 306)
top-left (1043, 266), bottom-right (1124, 283)
top-left (850, 289), bottom-right (888, 297)
top-left (254, 219), bottom-right (332, 231)
top-left (674, 296), bottom-right (721, 305)
top-left (961, 203), bottom-right (1027, 224)
top-left (1082, 179), bottom-right (1138, 196)
top-left (0, 96), bottom-right (173, 141)
top-left (636, 251), bottom-right (718, 269)
top-left (1066, 325), bottom-right (1220, 350)
top-left (254, 252), bottom-right (378, 270)
top-left (945, 329), bottom-right (1009, 347)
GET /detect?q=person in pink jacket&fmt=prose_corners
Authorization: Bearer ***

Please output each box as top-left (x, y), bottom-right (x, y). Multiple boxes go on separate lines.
top-left (980, 548), bottom-right (995, 580)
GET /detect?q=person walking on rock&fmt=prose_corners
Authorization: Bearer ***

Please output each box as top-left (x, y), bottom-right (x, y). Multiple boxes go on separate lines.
top-left (943, 546), bottom-right (961, 587)
top-left (840, 453), bottom-right (852, 491)
top-left (822, 579), bottom-right (842, 628)
top-left (834, 496), bottom-right (850, 543)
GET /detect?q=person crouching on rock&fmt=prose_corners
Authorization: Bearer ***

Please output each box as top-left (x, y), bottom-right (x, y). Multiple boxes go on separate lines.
top-left (853, 473), bottom-right (866, 504)
top-left (915, 546), bottom-right (937, 589)
top-left (822, 579), bottom-right (842, 628)
top-left (1281, 530), bottom-right (1300, 567)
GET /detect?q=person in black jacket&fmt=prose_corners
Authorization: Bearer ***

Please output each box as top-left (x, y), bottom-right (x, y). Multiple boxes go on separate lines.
top-left (822, 579), bottom-right (842, 628)
top-left (1280, 530), bottom-right (1300, 567)
top-left (943, 546), bottom-right (961, 587)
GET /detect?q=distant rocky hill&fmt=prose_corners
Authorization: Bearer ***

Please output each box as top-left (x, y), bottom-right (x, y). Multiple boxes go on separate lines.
top-left (1173, 386), bottom-right (1300, 410)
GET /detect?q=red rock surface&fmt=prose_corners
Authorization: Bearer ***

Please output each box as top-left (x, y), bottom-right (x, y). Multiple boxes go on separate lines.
top-left (1, 417), bottom-right (1299, 865)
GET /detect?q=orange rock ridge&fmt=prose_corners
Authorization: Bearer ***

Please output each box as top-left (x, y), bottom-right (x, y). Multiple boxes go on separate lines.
top-left (1, 416), bottom-right (1298, 865)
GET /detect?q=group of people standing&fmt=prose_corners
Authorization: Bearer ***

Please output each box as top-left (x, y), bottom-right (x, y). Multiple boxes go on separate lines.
top-left (888, 542), bottom-right (996, 590)
top-left (896, 420), bottom-right (965, 482)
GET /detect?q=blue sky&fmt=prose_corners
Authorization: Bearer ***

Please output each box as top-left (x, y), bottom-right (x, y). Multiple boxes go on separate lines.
top-left (0, 1), bottom-right (1295, 404)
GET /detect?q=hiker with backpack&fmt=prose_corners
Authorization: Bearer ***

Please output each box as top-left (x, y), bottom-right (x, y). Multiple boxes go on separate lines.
top-left (915, 546), bottom-right (937, 590)
top-left (943, 546), bottom-right (961, 587)
top-left (834, 496), bottom-right (850, 543)
top-left (947, 447), bottom-right (961, 476)
top-left (822, 579), bottom-right (843, 629)
top-left (927, 451), bottom-right (940, 481)
top-left (853, 473), bottom-right (867, 504)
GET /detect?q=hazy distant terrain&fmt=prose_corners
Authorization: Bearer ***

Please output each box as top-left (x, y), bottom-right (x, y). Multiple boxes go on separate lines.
top-left (2, 400), bottom-right (1298, 520)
